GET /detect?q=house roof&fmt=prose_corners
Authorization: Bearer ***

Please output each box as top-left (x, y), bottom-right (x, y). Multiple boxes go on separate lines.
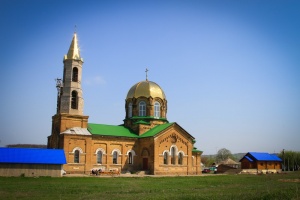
top-left (240, 152), bottom-right (282, 162)
top-left (0, 148), bottom-right (66, 165)
top-left (218, 158), bottom-right (239, 165)
top-left (244, 156), bottom-right (253, 162)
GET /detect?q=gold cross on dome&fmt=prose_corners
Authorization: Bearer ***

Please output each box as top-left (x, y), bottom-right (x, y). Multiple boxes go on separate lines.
top-left (145, 68), bottom-right (149, 81)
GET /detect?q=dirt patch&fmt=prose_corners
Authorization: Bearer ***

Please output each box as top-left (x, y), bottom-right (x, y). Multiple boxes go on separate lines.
top-left (278, 179), bottom-right (300, 182)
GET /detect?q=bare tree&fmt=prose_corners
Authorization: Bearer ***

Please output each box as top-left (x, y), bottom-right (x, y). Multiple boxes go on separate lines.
top-left (216, 148), bottom-right (233, 163)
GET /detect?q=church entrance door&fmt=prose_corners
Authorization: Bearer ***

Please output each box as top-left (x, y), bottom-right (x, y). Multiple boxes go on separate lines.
top-left (143, 158), bottom-right (148, 170)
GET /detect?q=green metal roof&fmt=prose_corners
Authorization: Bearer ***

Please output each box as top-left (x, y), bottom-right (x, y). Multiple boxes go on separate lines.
top-left (87, 123), bottom-right (174, 138)
top-left (134, 120), bottom-right (150, 125)
top-left (130, 116), bottom-right (168, 122)
top-left (140, 123), bottom-right (174, 138)
top-left (88, 123), bottom-right (139, 138)
top-left (192, 147), bottom-right (203, 153)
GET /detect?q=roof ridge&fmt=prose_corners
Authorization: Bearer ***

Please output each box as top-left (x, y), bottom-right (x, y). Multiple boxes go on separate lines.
top-left (139, 122), bottom-right (174, 138)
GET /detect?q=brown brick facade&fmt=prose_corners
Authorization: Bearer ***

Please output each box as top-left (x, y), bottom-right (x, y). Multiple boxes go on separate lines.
top-left (49, 124), bottom-right (202, 175)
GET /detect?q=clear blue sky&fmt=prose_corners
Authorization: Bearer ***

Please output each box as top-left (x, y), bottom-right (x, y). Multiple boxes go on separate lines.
top-left (0, 0), bottom-right (299, 155)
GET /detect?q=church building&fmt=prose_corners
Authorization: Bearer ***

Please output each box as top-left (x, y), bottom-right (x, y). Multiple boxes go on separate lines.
top-left (47, 33), bottom-right (203, 175)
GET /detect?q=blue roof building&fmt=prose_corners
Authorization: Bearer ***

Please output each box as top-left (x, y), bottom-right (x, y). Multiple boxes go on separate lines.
top-left (0, 147), bottom-right (66, 164)
top-left (242, 152), bottom-right (282, 162)
top-left (0, 148), bottom-right (66, 177)
top-left (239, 152), bottom-right (282, 174)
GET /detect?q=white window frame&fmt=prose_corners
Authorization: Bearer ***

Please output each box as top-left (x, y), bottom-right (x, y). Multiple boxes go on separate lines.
top-left (139, 101), bottom-right (146, 116)
top-left (128, 102), bottom-right (132, 118)
top-left (154, 101), bottom-right (160, 118)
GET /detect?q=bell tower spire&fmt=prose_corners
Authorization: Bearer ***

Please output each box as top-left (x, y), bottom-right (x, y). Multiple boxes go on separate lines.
top-left (64, 32), bottom-right (82, 61)
top-left (48, 32), bottom-right (89, 149)
top-left (59, 32), bottom-right (84, 115)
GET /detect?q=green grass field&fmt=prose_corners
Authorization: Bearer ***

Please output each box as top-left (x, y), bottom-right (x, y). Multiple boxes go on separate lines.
top-left (0, 172), bottom-right (299, 200)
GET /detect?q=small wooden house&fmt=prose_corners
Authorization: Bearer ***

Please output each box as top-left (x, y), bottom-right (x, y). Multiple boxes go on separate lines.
top-left (218, 158), bottom-right (240, 168)
top-left (0, 148), bottom-right (66, 177)
top-left (216, 158), bottom-right (241, 174)
top-left (239, 152), bottom-right (282, 174)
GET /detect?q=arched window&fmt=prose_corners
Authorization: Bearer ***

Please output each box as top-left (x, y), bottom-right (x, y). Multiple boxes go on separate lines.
top-left (142, 148), bottom-right (149, 156)
top-left (192, 156), bottom-right (195, 166)
top-left (154, 102), bottom-right (160, 118)
top-left (97, 151), bottom-right (103, 164)
top-left (178, 152), bottom-right (183, 165)
top-left (139, 101), bottom-right (146, 116)
top-left (171, 147), bottom-right (176, 165)
top-left (128, 103), bottom-right (132, 118)
top-left (128, 152), bottom-right (133, 164)
top-left (74, 150), bottom-right (79, 163)
top-left (72, 67), bottom-right (78, 82)
top-left (63, 68), bottom-right (66, 82)
top-left (71, 91), bottom-right (78, 109)
top-left (113, 151), bottom-right (118, 164)
top-left (163, 152), bottom-right (168, 165)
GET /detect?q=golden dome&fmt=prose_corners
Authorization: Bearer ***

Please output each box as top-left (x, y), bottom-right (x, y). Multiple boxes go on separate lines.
top-left (126, 80), bottom-right (166, 100)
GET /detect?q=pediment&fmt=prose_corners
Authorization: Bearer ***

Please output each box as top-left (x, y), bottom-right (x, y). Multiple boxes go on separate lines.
top-left (153, 123), bottom-right (195, 146)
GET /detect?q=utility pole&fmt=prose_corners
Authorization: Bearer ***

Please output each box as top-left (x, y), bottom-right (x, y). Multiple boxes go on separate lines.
top-left (283, 149), bottom-right (285, 171)
top-left (55, 78), bottom-right (63, 113)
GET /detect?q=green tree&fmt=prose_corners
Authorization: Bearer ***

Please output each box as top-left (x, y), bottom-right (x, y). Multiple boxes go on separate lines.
top-left (278, 150), bottom-right (300, 171)
top-left (201, 156), bottom-right (215, 167)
